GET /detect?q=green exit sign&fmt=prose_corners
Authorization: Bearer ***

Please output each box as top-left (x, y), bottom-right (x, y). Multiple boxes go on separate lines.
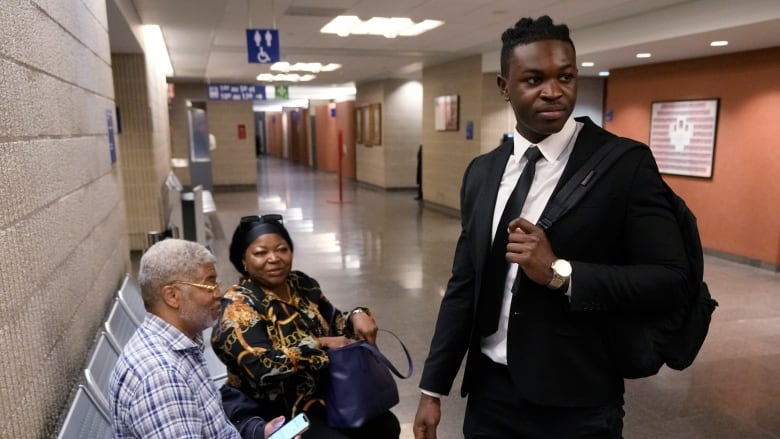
top-left (275, 85), bottom-right (289, 99)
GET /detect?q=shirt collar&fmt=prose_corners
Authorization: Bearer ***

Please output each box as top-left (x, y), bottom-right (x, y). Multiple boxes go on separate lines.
top-left (512, 117), bottom-right (577, 162)
top-left (145, 313), bottom-right (203, 353)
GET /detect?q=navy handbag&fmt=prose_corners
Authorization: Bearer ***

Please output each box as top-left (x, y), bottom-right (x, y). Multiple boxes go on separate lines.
top-left (323, 329), bottom-right (412, 429)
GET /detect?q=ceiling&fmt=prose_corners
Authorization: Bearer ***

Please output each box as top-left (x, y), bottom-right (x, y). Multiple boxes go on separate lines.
top-left (109, 0), bottom-right (780, 86)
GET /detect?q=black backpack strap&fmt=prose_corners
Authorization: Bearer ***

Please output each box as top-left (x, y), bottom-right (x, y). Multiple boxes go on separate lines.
top-left (538, 137), bottom-right (643, 230)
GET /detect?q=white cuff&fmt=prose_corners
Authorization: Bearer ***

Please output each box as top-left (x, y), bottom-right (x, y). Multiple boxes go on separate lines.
top-left (420, 389), bottom-right (443, 399)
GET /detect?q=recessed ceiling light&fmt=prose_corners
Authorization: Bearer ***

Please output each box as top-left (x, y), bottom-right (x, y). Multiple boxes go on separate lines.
top-left (710, 40), bottom-right (729, 47)
top-left (636, 53), bottom-right (652, 59)
top-left (598, 71), bottom-right (610, 77)
top-left (581, 62), bottom-right (595, 67)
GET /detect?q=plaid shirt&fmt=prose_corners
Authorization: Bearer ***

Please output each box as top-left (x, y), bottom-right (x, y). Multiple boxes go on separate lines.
top-left (109, 313), bottom-right (241, 439)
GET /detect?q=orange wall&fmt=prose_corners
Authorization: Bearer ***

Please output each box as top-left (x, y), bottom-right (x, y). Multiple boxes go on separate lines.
top-left (284, 107), bottom-right (309, 165)
top-left (314, 104), bottom-right (338, 172)
top-left (314, 102), bottom-right (356, 178)
top-left (604, 47), bottom-right (780, 267)
top-left (265, 112), bottom-right (284, 158)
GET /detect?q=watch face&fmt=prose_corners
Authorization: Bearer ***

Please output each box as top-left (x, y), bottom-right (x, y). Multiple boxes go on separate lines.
top-left (553, 260), bottom-right (572, 277)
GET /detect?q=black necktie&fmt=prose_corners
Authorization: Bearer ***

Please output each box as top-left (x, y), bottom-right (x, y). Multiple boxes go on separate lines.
top-left (478, 146), bottom-right (543, 335)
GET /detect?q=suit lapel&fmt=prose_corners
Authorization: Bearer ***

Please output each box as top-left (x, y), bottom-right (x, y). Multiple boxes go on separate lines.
top-left (473, 140), bottom-right (513, 276)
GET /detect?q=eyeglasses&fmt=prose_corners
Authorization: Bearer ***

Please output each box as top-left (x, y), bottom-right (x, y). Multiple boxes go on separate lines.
top-left (171, 280), bottom-right (222, 295)
top-left (241, 213), bottom-right (283, 225)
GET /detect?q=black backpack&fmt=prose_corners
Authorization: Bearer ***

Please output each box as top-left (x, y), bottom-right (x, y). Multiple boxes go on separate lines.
top-left (538, 137), bottom-right (719, 378)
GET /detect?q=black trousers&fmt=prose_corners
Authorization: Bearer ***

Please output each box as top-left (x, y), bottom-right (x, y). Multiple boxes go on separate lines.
top-left (463, 355), bottom-right (624, 439)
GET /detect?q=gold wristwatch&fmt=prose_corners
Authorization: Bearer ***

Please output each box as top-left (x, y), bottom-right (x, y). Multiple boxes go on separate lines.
top-left (547, 259), bottom-right (572, 290)
top-left (348, 307), bottom-right (371, 320)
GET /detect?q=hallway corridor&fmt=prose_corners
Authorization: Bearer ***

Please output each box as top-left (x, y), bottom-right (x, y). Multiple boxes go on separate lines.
top-left (210, 156), bottom-right (779, 439)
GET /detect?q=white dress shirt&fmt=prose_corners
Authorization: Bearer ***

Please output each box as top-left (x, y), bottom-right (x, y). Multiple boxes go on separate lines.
top-left (480, 117), bottom-right (582, 365)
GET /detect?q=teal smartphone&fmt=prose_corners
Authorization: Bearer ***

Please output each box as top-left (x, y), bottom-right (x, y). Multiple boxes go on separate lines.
top-left (268, 413), bottom-right (310, 439)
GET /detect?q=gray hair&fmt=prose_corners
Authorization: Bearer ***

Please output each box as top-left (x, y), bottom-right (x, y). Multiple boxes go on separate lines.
top-left (138, 239), bottom-right (216, 308)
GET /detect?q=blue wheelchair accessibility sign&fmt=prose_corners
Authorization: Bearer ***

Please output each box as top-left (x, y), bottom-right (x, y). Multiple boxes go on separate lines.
top-left (246, 29), bottom-right (280, 64)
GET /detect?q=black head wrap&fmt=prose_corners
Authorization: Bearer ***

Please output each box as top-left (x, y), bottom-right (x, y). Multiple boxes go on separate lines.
top-left (229, 215), bottom-right (294, 276)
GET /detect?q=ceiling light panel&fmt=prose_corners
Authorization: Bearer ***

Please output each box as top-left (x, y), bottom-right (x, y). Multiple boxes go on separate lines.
top-left (270, 62), bottom-right (342, 73)
top-left (400, 20), bottom-right (444, 36)
top-left (320, 16), bottom-right (443, 38)
top-left (257, 73), bottom-right (316, 82)
top-left (320, 15), bottom-right (362, 37)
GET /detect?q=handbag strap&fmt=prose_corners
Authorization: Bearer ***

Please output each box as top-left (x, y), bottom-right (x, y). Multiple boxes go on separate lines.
top-left (363, 329), bottom-right (413, 379)
top-left (328, 306), bottom-right (413, 379)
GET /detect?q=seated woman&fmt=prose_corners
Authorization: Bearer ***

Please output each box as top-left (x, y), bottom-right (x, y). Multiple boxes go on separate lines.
top-left (212, 214), bottom-right (401, 439)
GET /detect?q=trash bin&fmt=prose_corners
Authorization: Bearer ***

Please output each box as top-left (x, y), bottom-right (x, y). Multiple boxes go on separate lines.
top-left (181, 186), bottom-right (206, 245)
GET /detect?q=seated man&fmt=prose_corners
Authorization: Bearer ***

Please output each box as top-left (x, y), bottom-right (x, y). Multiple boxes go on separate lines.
top-left (109, 239), bottom-right (286, 438)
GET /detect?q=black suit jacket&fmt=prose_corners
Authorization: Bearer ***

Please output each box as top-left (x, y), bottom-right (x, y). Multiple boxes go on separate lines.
top-left (419, 117), bottom-right (689, 407)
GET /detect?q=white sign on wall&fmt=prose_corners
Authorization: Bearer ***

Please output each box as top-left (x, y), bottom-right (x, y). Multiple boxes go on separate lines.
top-left (649, 99), bottom-right (719, 178)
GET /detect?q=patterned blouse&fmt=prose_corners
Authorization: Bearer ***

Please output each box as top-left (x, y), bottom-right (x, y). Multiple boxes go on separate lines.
top-left (211, 270), bottom-right (354, 419)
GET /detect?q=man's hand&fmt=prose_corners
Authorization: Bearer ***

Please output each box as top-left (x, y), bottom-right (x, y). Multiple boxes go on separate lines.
top-left (506, 217), bottom-right (556, 285)
top-left (413, 394), bottom-right (441, 439)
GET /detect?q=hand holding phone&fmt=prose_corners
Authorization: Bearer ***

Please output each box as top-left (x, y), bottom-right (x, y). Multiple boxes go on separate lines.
top-left (268, 413), bottom-right (309, 439)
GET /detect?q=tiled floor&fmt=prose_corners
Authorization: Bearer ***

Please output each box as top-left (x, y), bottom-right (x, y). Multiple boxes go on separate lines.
top-left (210, 156), bottom-right (780, 439)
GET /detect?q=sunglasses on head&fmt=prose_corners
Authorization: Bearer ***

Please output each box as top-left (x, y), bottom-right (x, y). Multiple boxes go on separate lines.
top-left (240, 214), bottom-right (283, 225)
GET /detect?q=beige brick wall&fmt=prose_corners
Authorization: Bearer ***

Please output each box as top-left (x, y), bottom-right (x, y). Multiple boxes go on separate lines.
top-left (168, 82), bottom-right (257, 187)
top-left (422, 55), bottom-right (484, 210)
top-left (113, 54), bottom-right (172, 250)
top-left (356, 81), bottom-right (386, 186)
top-left (208, 101), bottom-right (257, 186)
top-left (168, 83), bottom-right (203, 186)
top-left (480, 73), bottom-right (517, 153)
top-left (383, 80), bottom-right (423, 189)
top-left (355, 79), bottom-right (423, 189)
top-left (0, 0), bottom-right (129, 436)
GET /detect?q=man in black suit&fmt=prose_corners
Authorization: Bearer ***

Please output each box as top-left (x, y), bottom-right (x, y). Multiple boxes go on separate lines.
top-left (413, 16), bottom-right (690, 438)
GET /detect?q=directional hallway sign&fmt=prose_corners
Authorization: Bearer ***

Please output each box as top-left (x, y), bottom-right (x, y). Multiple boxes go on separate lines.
top-left (246, 29), bottom-right (280, 63)
top-left (207, 83), bottom-right (266, 101)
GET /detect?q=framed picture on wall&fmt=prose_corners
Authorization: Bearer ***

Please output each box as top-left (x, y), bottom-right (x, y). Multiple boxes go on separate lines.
top-left (368, 103), bottom-right (382, 146)
top-left (434, 94), bottom-right (459, 131)
top-left (648, 98), bottom-right (719, 178)
top-left (355, 107), bottom-right (364, 145)
top-left (359, 106), bottom-right (370, 146)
